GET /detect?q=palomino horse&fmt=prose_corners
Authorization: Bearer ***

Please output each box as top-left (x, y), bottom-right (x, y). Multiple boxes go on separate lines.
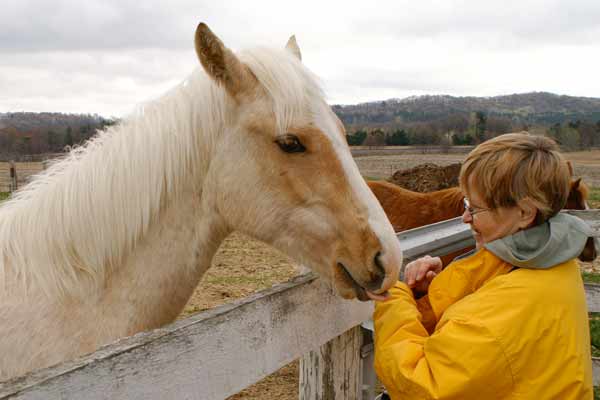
top-left (368, 178), bottom-right (597, 265)
top-left (0, 24), bottom-right (402, 380)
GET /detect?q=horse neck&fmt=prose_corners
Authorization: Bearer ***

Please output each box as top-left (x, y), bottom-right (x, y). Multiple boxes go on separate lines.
top-left (0, 71), bottom-right (231, 300)
top-left (98, 189), bottom-right (230, 333)
top-left (425, 187), bottom-right (465, 220)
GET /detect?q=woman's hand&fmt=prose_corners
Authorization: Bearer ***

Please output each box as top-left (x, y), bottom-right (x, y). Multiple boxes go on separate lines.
top-left (403, 255), bottom-right (443, 296)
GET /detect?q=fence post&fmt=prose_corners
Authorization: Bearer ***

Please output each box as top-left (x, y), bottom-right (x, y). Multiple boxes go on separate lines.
top-left (299, 325), bottom-right (363, 400)
top-left (9, 160), bottom-right (17, 192)
top-left (360, 325), bottom-right (377, 400)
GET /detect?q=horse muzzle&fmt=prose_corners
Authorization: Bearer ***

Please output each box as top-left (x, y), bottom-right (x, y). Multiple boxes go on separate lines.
top-left (335, 251), bottom-right (395, 301)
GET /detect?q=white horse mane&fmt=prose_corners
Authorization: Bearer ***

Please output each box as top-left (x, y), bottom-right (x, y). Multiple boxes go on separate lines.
top-left (0, 46), bottom-right (325, 299)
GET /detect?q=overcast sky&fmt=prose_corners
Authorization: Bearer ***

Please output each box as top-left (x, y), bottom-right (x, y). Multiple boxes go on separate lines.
top-left (1, 0), bottom-right (599, 118)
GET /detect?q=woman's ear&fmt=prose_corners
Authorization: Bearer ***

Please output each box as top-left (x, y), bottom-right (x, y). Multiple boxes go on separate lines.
top-left (517, 199), bottom-right (538, 229)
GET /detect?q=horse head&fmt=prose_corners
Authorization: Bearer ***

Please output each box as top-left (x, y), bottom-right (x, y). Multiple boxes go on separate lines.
top-left (194, 24), bottom-right (401, 300)
top-left (566, 177), bottom-right (597, 262)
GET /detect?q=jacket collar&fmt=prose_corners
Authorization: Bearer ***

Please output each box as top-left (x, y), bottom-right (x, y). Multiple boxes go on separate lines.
top-left (484, 213), bottom-right (592, 269)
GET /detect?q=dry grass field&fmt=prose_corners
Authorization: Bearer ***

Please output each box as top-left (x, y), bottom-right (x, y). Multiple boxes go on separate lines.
top-left (182, 232), bottom-right (300, 400)
top-left (1, 149), bottom-right (599, 398)
top-left (0, 161), bottom-right (45, 192)
top-left (354, 150), bottom-right (600, 187)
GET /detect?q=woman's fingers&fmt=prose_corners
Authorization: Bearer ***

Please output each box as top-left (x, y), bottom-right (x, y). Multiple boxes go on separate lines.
top-left (416, 264), bottom-right (429, 281)
top-left (425, 256), bottom-right (443, 273)
top-left (404, 261), bottom-right (418, 286)
top-left (405, 260), bottom-right (425, 287)
top-left (426, 270), bottom-right (437, 281)
top-left (404, 256), bottom-right (443, 288)
top-left (410, 270), bottom-right (439, 295)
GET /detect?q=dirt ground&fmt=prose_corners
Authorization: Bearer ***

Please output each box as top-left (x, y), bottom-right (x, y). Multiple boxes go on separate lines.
top-left (180, 232), bottom-right (300, 400)
top-left (182, 150), bottom-right (600, 399)
top-left (389, 162), bottom-right (462, 192)
top-left (355, 153), bottom-right (466, 181)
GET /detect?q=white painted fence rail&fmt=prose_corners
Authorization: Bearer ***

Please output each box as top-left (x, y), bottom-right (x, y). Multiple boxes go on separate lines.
top-left (0, 274), bottom-right (373, 400)
top-left (0, 210), bottom-right (598, 399)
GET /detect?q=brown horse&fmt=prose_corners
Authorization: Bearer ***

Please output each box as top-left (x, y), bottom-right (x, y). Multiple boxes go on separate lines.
top-left (368, 178), bottom-right (597, 264)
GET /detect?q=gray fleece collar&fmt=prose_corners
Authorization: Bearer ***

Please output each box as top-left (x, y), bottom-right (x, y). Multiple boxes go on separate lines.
top-left (484, 213), bottom-right (593, 269)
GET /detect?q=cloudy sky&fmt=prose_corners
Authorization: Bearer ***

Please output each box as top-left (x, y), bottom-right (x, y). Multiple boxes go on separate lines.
top-left (1, 0), bottom-right (599, 118)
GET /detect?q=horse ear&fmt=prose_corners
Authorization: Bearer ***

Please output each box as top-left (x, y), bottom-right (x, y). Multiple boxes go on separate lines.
top-left (285, 35), bottom-right (302, 61)
top-left (573, 178), bottom-right (581, 189)
top-left (566, 160), bottom-right (574, 176)
top-left (194, 23), bottom-right (257, 99)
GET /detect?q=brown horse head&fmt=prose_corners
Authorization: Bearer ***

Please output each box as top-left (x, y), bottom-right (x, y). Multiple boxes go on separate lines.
top-left (565, 178), bottom-right (589, 210)
top-left (565, 178), bottom-right (597, 261)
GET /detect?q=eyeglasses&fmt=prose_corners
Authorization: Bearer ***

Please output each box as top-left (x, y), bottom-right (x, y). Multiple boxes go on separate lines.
top-left (463, 197), bottom-right (491, 216)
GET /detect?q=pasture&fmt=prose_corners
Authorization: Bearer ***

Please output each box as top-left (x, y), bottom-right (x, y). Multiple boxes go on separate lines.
top-left (0, 162), bottom-right (45, 192)
top-left (1, 149), bottom-right (599, 399)
top-left (353, 150), bottom-right (600, 188)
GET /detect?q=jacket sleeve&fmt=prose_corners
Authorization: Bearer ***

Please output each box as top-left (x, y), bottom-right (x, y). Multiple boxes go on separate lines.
top-left (373, 282), bottom-right (514, 400)
top-left (415, 294), bottom-right (436, 334)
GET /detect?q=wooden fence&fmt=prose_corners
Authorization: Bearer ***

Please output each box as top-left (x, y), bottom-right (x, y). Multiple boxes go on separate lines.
top-left (0, 161), bottom-right (46, 192)
top-left (350, 145), bottom-right (474, 157)
top-left (0, 210), bottom-right (598, 399)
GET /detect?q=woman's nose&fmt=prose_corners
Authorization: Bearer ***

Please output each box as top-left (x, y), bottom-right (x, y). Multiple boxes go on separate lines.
top-left (462, 210), bottom-right (472, 223)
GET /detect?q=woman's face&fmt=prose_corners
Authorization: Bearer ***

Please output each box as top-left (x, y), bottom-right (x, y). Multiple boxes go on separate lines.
top-left (462, 186), bottom-right (529, 248)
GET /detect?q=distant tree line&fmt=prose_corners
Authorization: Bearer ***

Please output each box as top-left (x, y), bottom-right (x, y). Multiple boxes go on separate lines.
top-left (0, 114), bottom-right (117, 158)
top-left (346, 111), bottom-right (600, 150)
top-left (547, 120), bottom-right (600, 150)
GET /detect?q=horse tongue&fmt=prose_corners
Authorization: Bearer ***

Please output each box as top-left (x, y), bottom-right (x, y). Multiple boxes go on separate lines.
top-left (366, 290), bottom-right (390, 302)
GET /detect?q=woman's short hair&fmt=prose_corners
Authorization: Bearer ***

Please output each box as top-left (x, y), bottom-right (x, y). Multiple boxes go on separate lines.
top-left (459, 132), bottom-right (571, 223)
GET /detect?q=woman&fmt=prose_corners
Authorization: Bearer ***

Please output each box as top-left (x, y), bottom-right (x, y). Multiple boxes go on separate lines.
top-left (371, 133), bottom-right (593, 399)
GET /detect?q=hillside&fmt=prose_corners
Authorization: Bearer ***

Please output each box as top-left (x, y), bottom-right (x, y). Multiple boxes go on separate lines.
top-left (0, 112), bottom-right (116, 158)
top-left (333, 92), bottom-right (600, 128)
top-left (1, 92), bottom-right (599, 157)
top-left (0, 112), bottom-right (112, 131)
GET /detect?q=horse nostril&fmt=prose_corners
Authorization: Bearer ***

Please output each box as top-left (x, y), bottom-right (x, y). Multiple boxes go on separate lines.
top-left (374, 251), bottom-right (384, 275)
top-left (369, 251), bottom-right (386, 290)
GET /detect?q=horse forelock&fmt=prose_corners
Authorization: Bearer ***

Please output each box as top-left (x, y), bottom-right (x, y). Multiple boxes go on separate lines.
top-left (240, 47), bottom-right (326, 133)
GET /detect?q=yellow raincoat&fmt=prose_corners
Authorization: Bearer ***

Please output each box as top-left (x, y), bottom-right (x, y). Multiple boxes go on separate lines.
top-left (373, 248), bottom-right (593, 399)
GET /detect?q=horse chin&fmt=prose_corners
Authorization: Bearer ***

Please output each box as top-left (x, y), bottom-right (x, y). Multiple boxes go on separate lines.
top-left (578, 237), bottom-right (598, 262)
top-left (334, 262), bottom-right (370, 302)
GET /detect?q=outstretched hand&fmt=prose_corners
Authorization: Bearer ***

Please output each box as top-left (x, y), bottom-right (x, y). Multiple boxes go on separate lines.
top-left (403, 255), bottom-right (442, 296)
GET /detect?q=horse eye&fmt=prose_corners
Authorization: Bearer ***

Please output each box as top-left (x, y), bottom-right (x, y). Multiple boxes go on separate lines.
top-left (275, 134), bottom-right (306, 154)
